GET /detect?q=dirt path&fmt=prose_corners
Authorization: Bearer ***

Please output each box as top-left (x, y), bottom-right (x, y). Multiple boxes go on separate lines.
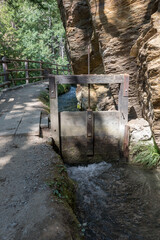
top-left (0, 83), bottom-right (80, 240)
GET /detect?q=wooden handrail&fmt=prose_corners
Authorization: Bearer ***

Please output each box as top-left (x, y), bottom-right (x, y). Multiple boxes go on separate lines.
top-left (0, 58), bottom-right (70, 68)
top-left (7, 68), bottom-right (45, 72)
top-left (10, 76), bottom-right (44, 81)
top-left (0, 56), bottom-right (72, 89)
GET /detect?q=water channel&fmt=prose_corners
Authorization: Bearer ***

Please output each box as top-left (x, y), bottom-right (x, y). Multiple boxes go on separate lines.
top-left (59, 87), bottom-right (160, 240)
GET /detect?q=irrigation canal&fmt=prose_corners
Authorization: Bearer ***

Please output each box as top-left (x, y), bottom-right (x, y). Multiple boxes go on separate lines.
top-left (59, 87), bottom-right (160, 240)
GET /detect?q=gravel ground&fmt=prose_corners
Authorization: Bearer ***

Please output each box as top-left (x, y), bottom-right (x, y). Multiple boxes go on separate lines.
top-left (0, 83), bottom-right (80, 240)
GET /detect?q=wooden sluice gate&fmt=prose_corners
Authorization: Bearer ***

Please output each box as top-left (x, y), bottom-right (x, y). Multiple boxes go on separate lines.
top-left (49, 74), bottom-right (129, 164)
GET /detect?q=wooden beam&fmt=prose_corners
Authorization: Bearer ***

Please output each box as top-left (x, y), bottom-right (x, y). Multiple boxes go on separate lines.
top-left (118, 75), bottom-right (129, 151)
top-left (0, 72), bottom-right (10, 76)
top-left (10, 76), bottom-right (44, 81)
top-left (7, 68), bottom-right (44, 72)
top-left (49, 76), bottom-right (60, 149)
top-left (50, 74), bottom-right (127, 84)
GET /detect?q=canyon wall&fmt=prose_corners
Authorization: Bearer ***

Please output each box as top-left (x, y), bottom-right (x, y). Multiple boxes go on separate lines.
top-left (131, 4), bottom-right (160, 147)
top-left (57, 0), bottom-right (160, 147)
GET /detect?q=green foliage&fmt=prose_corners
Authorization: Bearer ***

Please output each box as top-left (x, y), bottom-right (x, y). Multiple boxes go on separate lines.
top-left (131, 142), bottom-right (160, 168)
top-left (0, 0), bottom-right (68, 64)
top-left (58, 84), bottom-right (71, 95)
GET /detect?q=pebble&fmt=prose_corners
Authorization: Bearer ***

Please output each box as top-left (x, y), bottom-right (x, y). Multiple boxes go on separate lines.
top-left (0, 177), bottom-right (6, 183)
top-left (7, 222), bottom-right (18, 229)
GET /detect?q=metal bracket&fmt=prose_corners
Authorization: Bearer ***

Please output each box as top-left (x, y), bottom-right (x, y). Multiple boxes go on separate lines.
top-left (49, 77), bottom-right (56, 99)
top-left (87, 110), bottom-right (94, 156)
top-left (123, 75), bottom-right (129, 97)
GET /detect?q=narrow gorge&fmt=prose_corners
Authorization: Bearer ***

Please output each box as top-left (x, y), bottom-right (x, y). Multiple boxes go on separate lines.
top-left (57, 0), bottom-right (160, 149)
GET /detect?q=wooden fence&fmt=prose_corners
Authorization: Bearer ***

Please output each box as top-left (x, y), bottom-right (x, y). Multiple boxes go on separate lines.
top-left (0, 57), bottom-right (71, 89)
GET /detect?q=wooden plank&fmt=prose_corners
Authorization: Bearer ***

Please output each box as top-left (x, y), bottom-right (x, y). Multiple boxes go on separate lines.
top-left (49, 76), bottom-right (60, 149)
top-left (118, 76), bottom-right (129, 150)
top-left (49, 76), bottom-right (56, 98)
top-left (52, 74), bottom-right (126, 84)
top-left (1, 58), bottom-right (70, 69)
top-left (123, 125), bottom-right (130, 159)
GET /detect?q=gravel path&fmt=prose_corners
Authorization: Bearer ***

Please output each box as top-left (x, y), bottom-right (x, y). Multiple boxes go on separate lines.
top-left (0, 83), bottom-right (79, 240)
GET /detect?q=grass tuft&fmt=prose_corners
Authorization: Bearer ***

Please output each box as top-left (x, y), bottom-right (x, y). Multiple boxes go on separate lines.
top-left (131, 142), bottom-right (160, 168)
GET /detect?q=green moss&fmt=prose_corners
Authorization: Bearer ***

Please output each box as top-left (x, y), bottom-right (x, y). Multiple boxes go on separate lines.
top-left (131, 142), bottom-right (160, 168)
top-left (46, 158), bottom-right (83, 240)
top-left (46, 163), bottom-right (76, 208)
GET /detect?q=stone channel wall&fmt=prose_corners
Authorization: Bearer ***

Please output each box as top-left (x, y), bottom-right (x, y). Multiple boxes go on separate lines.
top-left (57, 0), bottom-right (160, 148)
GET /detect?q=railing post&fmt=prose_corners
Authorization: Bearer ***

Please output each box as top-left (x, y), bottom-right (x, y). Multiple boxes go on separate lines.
top-left (56, 65), bottom-right (59, 75)
top-left (25, 60), bottom-right (29, 84)
top-left (40, 60), bottom-right (44, 80)
top-left (67, 64), bottom-right (70, 74)
top-left (2, 56), bottom-right (9, 82)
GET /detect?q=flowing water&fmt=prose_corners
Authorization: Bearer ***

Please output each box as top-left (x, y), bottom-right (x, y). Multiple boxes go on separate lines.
top-left (58, 86), bottom-right (78, 112)
top-left (67, 162), bottom-right (160, 240)
top-left (59, 87), bottom-right (160, 240)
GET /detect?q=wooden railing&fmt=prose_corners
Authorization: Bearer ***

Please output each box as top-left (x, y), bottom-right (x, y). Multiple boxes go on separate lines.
top-left (0, 57), bottom-right (71, 89)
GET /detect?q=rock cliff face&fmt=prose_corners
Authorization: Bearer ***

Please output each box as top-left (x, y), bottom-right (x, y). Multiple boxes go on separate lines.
top-left (57, 0), bottom-right (160, 147)
top-left (131, 4), bottom-right (160, 148)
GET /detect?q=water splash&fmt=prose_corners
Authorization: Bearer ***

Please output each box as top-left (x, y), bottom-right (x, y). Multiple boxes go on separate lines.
top-left (67, 162), bottom-right (160, 240)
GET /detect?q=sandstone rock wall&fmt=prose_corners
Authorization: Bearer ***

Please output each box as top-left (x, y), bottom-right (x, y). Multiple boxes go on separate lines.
top-left (131, 3), bottom-right (160, 148)
top-left (57, 0), bottom-right (160, 146)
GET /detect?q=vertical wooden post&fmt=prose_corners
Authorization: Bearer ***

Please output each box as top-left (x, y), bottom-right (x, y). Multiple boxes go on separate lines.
top-left (25, 60), bottom-right (29, 84)
top-left (49, 76), bottom-right (60, 149)
top-left (67, 64), bottom-right (70, 74)
top-left (2, 57), bottom-right (9, 82)
top-left (40, 60), bottom-right (44, 80)
top-left (56, 65), bottom-right (59, 75)
top-left (118, 74), bottom-right (129, 151)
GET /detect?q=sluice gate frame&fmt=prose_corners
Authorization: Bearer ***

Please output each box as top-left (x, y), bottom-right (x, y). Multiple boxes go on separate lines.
top-left (49, 74), bottom-right (129, 164)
